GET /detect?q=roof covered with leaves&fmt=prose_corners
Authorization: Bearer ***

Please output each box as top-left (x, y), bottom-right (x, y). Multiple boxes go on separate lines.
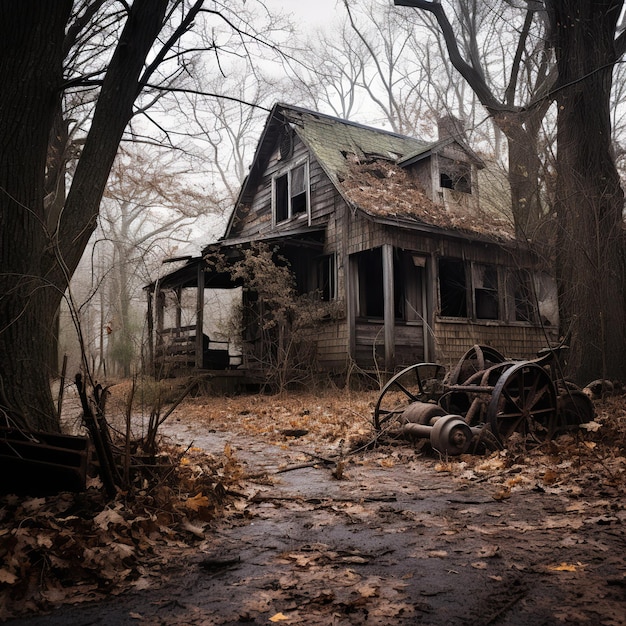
top-left (338, 158), bottom-right (515, 240)
top-left (235, 104), bottom-right (514, 242)
top-left (282, 105), bottom-right (431, 181)
top-left (282, 105), bottom-right (513, 241)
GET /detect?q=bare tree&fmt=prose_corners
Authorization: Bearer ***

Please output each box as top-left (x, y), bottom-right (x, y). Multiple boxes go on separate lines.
top-left (546, 0), bottom-right (626, 383)
top-left (394, 0), bottom-right (626, 383)
top-left (0, 0), bottom-right (284, 431)
top-left (280, 18), bottom-right (367, 120)
top-left (184, 70), bottom-right (273, 206)
top-left (97, 146), bottom-right (207, 376)
top-left (395, 0), bottom-right (555, 239)
top-left (341, 0), bottom-right (433, 133)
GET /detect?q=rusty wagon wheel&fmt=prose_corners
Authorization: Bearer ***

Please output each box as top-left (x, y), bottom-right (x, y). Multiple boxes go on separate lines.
top-left (439, 360), bottom-right (517, 425)
top-left (447, 344), bottom-right (506, 385)
top-left (373, 363), bottom-right (446, 430)
top-left (487, 362), bottom-right (557, 444)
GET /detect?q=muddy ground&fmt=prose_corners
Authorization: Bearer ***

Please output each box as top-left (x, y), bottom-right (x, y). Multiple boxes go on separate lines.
top-left (5, 389), bottom-right (626, 625)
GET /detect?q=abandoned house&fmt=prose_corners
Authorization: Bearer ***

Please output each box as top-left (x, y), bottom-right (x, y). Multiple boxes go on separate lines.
top-left (145, 103), bottom-right (558, 381)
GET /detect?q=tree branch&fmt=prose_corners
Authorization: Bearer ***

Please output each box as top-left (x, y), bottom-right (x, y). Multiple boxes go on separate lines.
top-left (394, 0), bottom-right (510, 114)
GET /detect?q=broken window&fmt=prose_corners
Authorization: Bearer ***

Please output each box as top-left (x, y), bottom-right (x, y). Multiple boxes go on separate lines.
top-left (439, 258), bottom-right (467, 317)
top-left (473, 263), bottom-right (499, 320)
top-left (439, 157), bottom-right (472, 194)
top-left (534, 272), bottom-right (559, 327)
top-left (273, 161), bottom-right (309, 223)
top-left (356, 248), bottom-right (404, 320)
top-left (439, 257), bottom-right (556, 326)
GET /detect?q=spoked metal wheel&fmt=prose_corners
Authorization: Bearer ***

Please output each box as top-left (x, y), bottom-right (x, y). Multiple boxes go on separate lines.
top-left (447, 345), bottom-right (506, 385)
top-left (487, 362), bottom-right (557, 444)
top-left (440, 361), bottom-right (517, 425)
top-left (373, 363), bottom-right (446, 430)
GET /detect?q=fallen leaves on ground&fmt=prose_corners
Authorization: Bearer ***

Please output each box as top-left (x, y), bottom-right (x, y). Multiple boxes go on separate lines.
top-left (0, 444), bottom-right (243, 621)
top-left (2, 385), bottom-right (626, 622)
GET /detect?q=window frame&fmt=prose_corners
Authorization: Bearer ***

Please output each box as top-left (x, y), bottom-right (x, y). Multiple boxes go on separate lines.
top-left (472, 262), bottom-right (500, 321)
top-left (438, 257), bottom-right (469, 318)
top-left (355, 247), bottom-right (406, 321)
top-left (272, 159), bottom-right (310, 225)
top-left (438, 156), bottom-right (472, 194)
top-left (438, 257), bottom-right (547, 326)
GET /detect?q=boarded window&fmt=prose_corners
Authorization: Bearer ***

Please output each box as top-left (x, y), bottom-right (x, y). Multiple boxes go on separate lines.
top-left (439, 258), bottom-right (467, 317)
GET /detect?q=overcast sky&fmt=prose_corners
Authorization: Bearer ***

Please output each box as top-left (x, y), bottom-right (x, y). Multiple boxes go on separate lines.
top-left (264, 0), bottom-right (341, 29)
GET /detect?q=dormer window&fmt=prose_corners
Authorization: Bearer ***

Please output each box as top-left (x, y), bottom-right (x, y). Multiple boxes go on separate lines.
top-left (273, 161), bottom-right (309, 224)
top-left (439, 157), bottom-right (472, 194)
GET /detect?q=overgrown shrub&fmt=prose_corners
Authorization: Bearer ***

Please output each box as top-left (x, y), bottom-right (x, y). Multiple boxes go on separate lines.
top-left (206, 243), bottom-right (340, 391)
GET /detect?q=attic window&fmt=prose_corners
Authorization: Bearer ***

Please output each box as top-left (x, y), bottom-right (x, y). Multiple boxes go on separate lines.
top-left (439, 158), bottom-right (472, 194)
top-left (273, 161), bottom-right (310, 224)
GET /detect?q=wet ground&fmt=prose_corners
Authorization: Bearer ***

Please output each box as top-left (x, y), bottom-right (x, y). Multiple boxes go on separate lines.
top-left (9, 417), bottom-right (626, 625)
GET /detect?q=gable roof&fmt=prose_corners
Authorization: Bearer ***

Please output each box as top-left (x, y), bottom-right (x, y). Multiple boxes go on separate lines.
top-left (227, 103), bottom-right (513, 242)
top-left (233, 103), bottom-right (429, 205)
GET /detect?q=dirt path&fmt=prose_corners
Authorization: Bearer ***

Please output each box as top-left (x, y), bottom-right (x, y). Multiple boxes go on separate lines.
top-left (10, 414), bottom-right (626, 625)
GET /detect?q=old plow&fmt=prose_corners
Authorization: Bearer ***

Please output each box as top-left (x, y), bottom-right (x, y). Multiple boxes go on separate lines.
top-left (373, 345), bottom-right (595, 456)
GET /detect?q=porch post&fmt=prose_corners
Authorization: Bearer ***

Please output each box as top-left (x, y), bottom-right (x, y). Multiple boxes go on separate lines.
top-left (175, 287), bottom-right (182, 329)
top-left (347, 255), bottom-right (356, 363)
top-left (382, 244), bottom-right (395, 372)
top-left (195, 261), bottom-right (205, 369)
top-left (146, 287), bottom-right (154, 376)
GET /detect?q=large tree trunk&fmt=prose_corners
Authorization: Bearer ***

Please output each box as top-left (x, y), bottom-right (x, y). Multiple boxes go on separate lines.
top-left (0, 0), bottom-right (170, 431)
top-left (0, 1), bottom-right (72, 431)
top-left (496, 112), bottom-right (546, 241)
top-left (548, 1), bottom-right (626, 384)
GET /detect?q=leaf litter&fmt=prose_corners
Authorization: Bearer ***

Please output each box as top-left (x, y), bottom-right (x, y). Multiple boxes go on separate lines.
top-left (1, 385), bottom-right (626, 623)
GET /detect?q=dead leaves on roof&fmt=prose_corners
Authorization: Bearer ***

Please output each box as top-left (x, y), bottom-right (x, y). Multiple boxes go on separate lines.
top-left (339, 158), bottom-right (514, 240)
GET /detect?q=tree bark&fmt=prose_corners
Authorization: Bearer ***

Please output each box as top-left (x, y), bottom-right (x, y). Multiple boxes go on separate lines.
top-left (547, 0), bottom-right (626, 383)
top-left (0, 1), bottom-right (72, 430)
top-left (0, 0), bottom-right (170, 430)
top-left (494, 110), bottom-right (547, 240)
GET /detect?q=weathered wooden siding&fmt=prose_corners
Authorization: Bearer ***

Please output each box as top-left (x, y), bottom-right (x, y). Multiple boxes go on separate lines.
top-left (433, 320), bottom-right (558, 368)
top-left (306, 320), bottom-right (350, 371)
top-left (355, 322), bottom-right (424, 370)
top-left (229, 134), bottom-right (337, 240)
top-left (223, 120), bottom-right (556, 379)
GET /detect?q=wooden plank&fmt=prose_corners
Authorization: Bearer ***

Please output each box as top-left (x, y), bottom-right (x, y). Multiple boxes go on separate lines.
top-left (382, 244), bottom-right (394, 371)
top-left (196, 263), bottom-right (204, 369)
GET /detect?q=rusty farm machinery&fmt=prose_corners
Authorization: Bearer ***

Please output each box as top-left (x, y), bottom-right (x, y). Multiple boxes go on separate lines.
top-left (373, 344), bottom-right (595, 456)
